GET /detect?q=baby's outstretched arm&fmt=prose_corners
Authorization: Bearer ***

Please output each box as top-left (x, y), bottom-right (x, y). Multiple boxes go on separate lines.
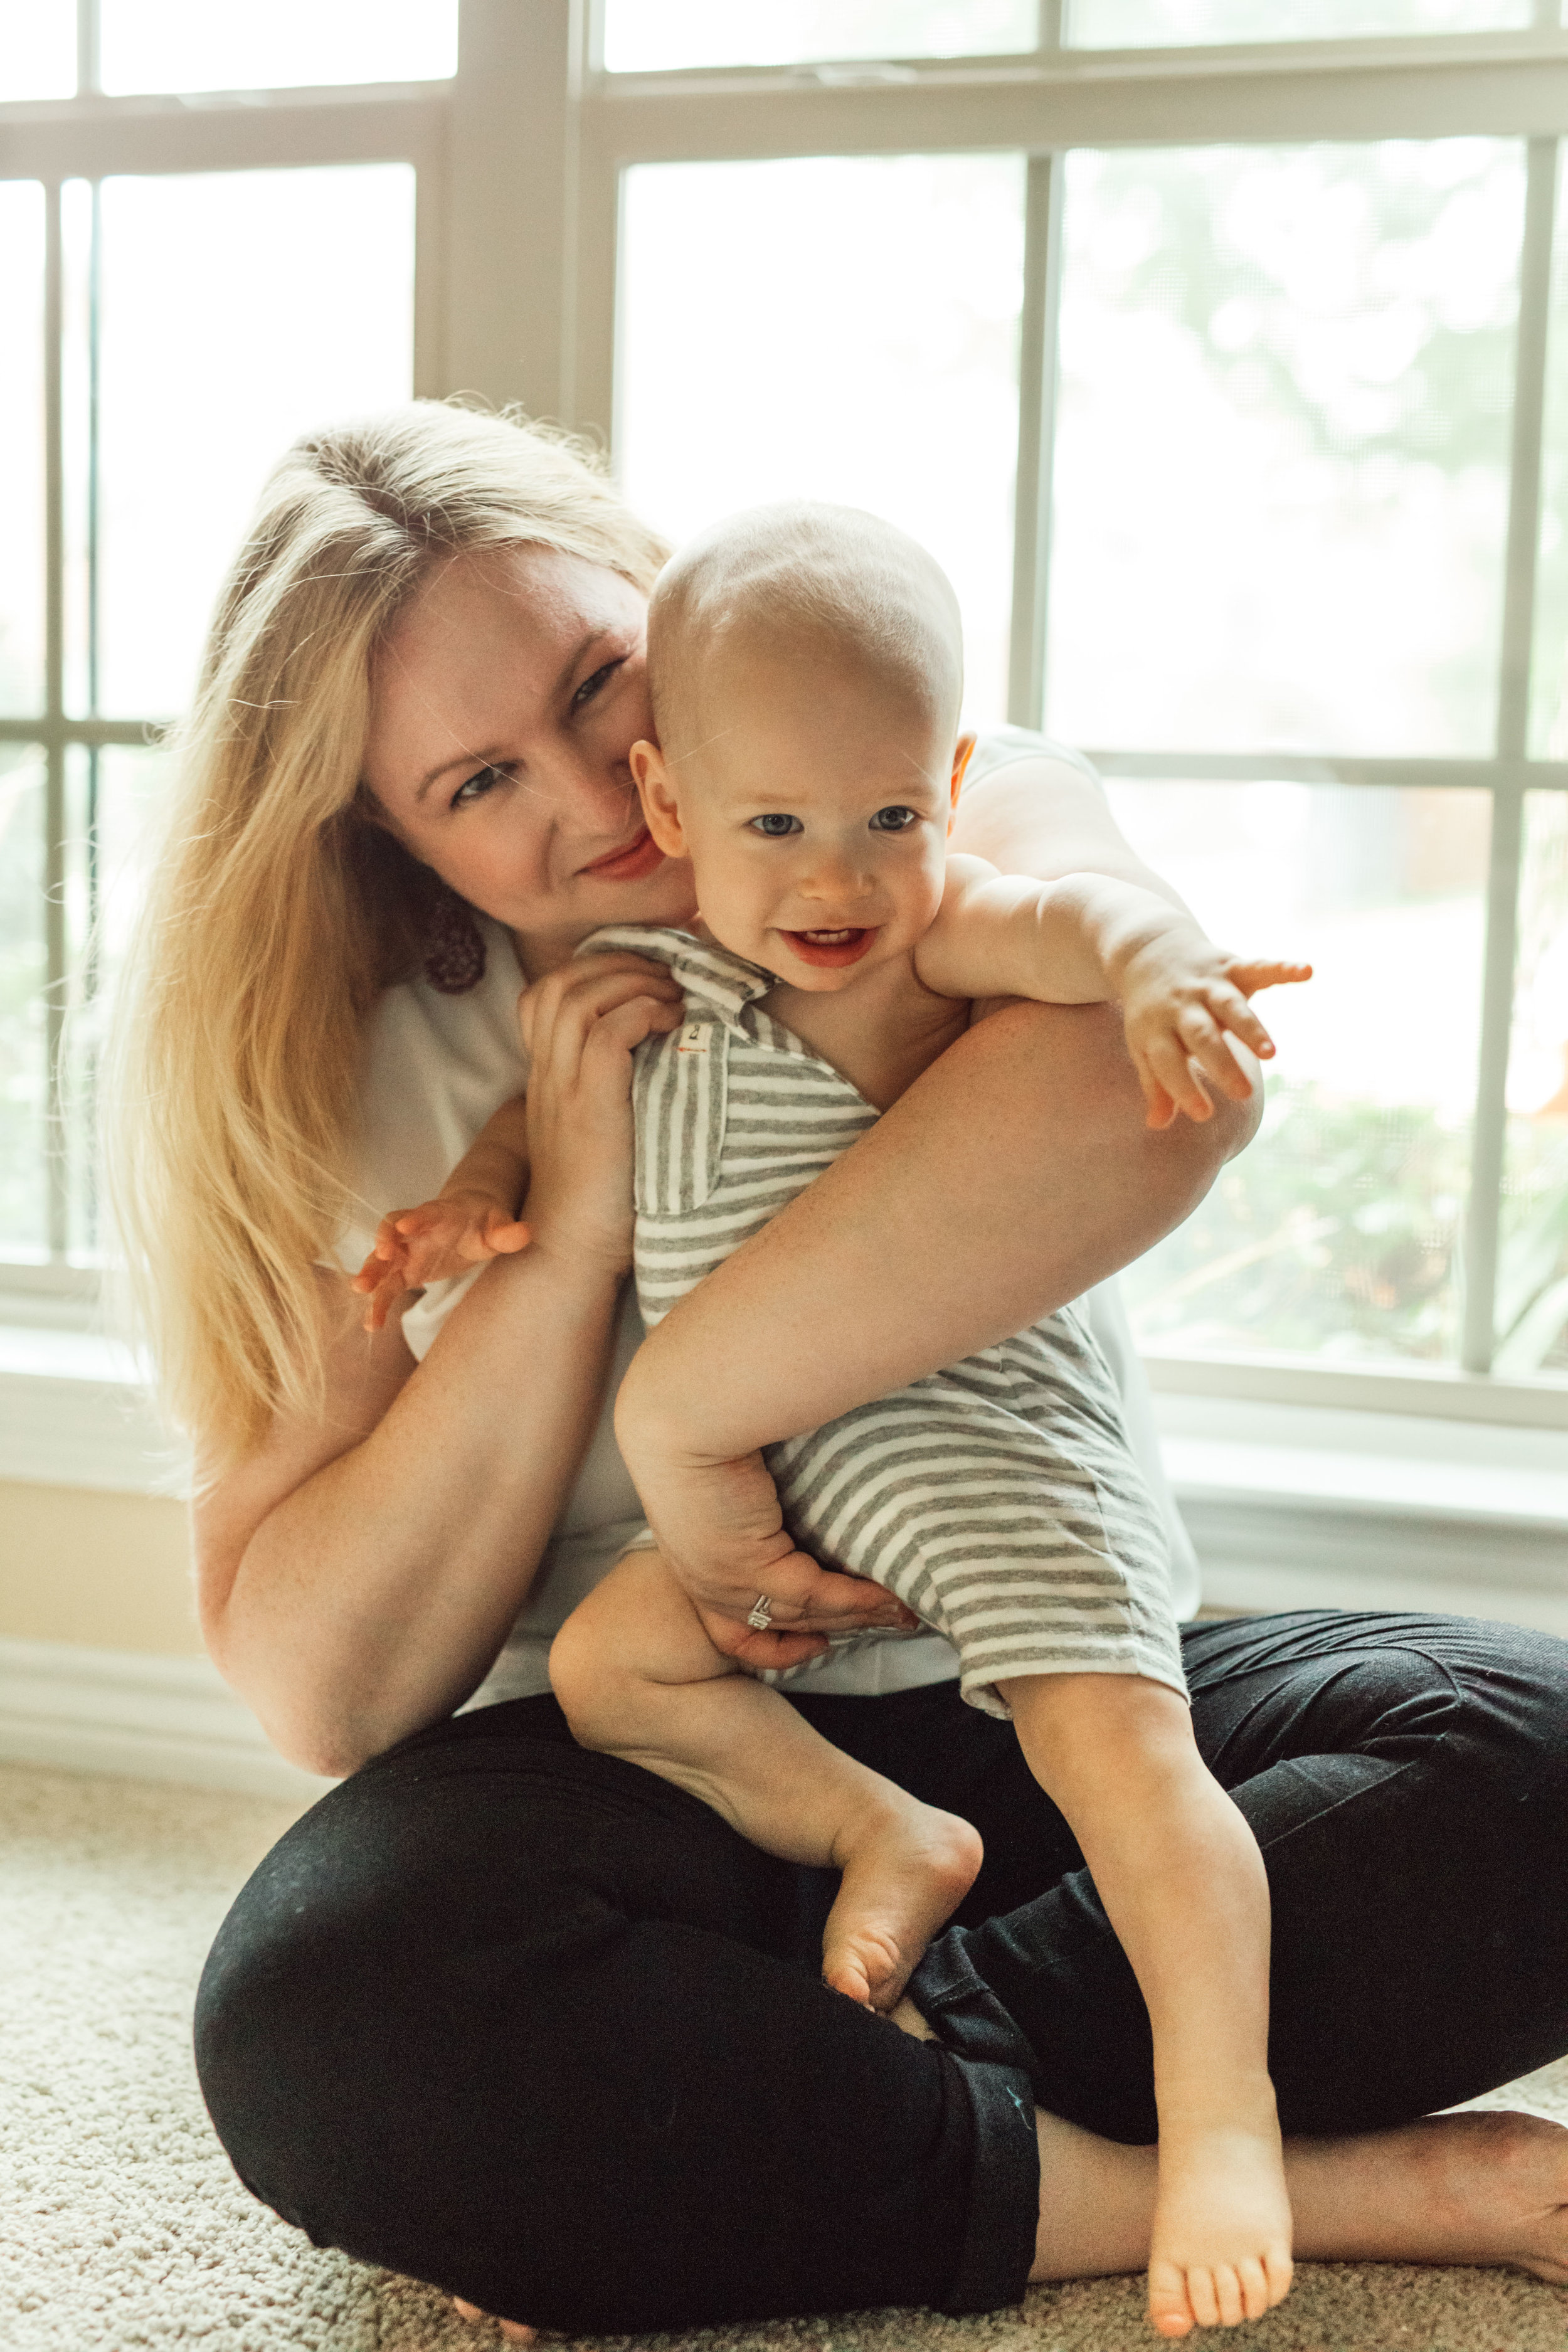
top-left (1000, 1670), bottom-right (1292, 2339)
top-left (915, 860), bottom-right (1310, 1128)
top-left (351, 1094), bottom-right (531, 1332)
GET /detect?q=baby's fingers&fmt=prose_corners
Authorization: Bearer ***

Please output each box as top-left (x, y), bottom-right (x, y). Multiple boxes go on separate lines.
top-left (1226, 957), bottom-right (1312, 999)
top-left (1140, 1029), bottom-right (1214, 1126)
top-left (1179, 1002), bottom-right (1266, 1105)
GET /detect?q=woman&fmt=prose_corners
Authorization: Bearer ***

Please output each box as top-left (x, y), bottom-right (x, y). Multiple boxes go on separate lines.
top-left (114, 405), bottom-right (1568, 2339)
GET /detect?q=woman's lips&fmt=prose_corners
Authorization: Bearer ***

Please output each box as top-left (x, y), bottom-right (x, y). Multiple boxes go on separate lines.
top-left (580, 826), bottom-right (664, 882)
top-left (780, 926), bottom-right (879, 968)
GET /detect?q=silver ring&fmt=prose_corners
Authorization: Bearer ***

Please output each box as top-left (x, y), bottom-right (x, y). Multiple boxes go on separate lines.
top-left (746, 1594), bottom-right (774, 1631)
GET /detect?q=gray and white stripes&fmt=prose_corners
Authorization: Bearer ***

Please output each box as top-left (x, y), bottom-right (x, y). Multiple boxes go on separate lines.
top-left (580, 925), bottom-right (1185, 1715)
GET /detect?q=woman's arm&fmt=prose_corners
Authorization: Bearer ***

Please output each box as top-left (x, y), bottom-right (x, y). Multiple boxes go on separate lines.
top-left (194, 1246), bottom-right (625, 1779)
top-left (947, 748), bottom-right (1192, 905)
top-left (194, 955), bottom-right (687, 1779)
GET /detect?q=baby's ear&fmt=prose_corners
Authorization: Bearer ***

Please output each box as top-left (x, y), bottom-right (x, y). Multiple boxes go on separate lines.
top-left (630, 739), bottom-right (686, 856)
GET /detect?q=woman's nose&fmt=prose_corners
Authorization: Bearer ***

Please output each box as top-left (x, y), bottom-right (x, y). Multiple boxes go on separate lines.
top-left (537, 746), bottom-right (638, 827)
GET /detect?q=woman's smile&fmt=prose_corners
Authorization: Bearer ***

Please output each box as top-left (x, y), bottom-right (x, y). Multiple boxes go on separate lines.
top-left (578, 824), bottom-right (665, 882)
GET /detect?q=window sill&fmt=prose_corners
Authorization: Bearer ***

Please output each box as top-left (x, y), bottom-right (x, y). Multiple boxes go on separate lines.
top-left (1155, 1394), bottom-right (1568, 1636)
top-left (0, 1324), bottom-right (189, 1496)
top-left (3, 1322), bottom-right (1565, 1642)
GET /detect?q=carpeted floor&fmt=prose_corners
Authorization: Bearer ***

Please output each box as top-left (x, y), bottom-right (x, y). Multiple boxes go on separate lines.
top-left (4, 1760), bottom-right (1567, 2352)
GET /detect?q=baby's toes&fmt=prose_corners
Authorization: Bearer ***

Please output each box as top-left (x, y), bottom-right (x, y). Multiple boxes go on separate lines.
top-left (1184, 2265), bottom-right (1222, 2330)
top-left (1210, 2265), bottom-right (1246, 2328)
top-left (1236, 2255), bottom-right (1271, 2321)
top-left (1265, 2250), bottom-right (1294, 2310)
top-left (1146, 2259), bottom-right (1195, 2338)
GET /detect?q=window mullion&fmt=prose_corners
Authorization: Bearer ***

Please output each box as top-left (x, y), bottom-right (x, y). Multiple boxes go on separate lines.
top-left (75, 0), bottom-right (100, 96)
top-left (43, 178), bottom-right (68, 1261)
top-left (1007, 151), bottom-right (1062, 730)
top-left (1460, 133), bottom-right (1557, 1374)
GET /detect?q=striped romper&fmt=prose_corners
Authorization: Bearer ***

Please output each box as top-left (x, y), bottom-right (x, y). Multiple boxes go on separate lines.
top-left (584, 924), bottom-right (1187, 1718)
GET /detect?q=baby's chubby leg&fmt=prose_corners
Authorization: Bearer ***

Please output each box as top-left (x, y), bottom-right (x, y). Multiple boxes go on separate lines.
top-left (997, 1670), bottom-right (1292, 2339)
top-left (550, 1550), bottom-right (981, 2010)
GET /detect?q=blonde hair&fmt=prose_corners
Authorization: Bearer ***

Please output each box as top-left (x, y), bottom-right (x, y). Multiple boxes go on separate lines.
top-left (648, 500), bottom-right (963, 752)
top-left (106, 402), bottom-right (667, 1474)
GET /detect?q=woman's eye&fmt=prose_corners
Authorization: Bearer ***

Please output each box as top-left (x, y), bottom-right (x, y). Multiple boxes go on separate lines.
top-left (869, 805), bottom-right (919, 833)
top-left (749, 812), bottom-right (802, 837)
top-left (571, 658), bottom-right (624, 710)
top-left (451, 764), bottom-right (507, 809)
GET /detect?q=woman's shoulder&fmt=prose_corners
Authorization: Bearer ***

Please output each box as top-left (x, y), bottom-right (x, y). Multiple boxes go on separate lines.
top-left (328, 915), bottom-right (529, 1273)
top-left (965, 725), bottom-right (1105, 795)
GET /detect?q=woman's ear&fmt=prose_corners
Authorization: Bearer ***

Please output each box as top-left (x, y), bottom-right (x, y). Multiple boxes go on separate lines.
top-left (631, 739), bottom-right (687, 857)
top-left (948, 734), bottom-right (977, 832)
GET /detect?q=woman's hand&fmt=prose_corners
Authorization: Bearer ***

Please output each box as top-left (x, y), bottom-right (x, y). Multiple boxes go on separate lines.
top-left (516, 953), bottom-right (684, 1276)
top-left (616, 1389), bottom-right (921, 1664)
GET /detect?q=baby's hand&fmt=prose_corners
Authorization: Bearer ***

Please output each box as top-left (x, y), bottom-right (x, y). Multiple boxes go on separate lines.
top-left (349, 1190), bottom-right (531, 1332)
top-left (1120, 938), bottom-right (1312, 1128)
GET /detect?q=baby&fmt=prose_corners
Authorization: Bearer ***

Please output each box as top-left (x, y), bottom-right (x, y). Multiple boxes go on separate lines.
top-left (357, 505), bottom-right (1309, 2339)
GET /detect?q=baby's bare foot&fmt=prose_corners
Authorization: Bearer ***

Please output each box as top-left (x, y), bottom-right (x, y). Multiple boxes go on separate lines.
top-left (822, 1796), bottom-right (982, 2012)
top-left (1147, 2116), bottom-right (1293, 2336)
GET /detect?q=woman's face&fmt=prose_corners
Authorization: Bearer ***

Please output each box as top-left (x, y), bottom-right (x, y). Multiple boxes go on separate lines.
top-left (363, 543), bottom-right (698, 973)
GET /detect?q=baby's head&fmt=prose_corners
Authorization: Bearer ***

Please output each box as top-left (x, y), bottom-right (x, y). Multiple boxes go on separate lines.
top-left (631, 502), bottom-right (969, 988)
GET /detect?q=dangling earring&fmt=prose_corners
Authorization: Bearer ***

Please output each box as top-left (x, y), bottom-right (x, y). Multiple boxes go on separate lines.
top-left (423, 884), bottom-right (487, 994)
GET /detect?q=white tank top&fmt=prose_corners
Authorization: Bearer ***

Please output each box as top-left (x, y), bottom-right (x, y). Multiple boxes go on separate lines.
top-left (325, 729), bottom-right (1202, 1708)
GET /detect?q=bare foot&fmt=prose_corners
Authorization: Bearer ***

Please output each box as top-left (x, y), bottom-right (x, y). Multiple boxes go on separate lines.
top-left (1292, 2108), bottom-right (1568, 2282)
top-left (822, 1793), bottom-right (982, 2011)
top-left (452, 2296), bottom-right (536, 2341)
top-left (1146, 2112), bottom-right (1293, 2336)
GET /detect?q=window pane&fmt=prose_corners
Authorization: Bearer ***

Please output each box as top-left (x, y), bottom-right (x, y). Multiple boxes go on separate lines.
top-left (1113, 781), bottom-right (1490, 1367)
top-left (1530, 146), bottom-right (1568, 758)
top-left (0, 747), bottom-right (48, 1259)
top-left (0, 184), bottom-right (45, 717)
top-left (1496, 790), bottom-right (1568, 1381)
top-left (620, 155), bottom-right (1025, 724)
top-left (605, 1), bottom-right (1037, 70)
top-left (1067, 0), bottom-right (1531, 41)
top-left (77, 164), bottom-right (415, 721)
top-left (61, 745), bottom-right (170, 1261)
top-left (0, 0), bottom-right (75, 98)
top-left (1045, 142), bottom-right (1522, 756)
top-left (99, 0), bottom-right (457, 93)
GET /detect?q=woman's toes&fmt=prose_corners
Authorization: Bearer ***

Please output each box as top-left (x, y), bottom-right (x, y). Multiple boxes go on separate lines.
top-left (450, 2301), bottom-right (536, 2344)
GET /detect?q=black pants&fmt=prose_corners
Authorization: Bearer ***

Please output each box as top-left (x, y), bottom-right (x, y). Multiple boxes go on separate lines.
top-left (195, 1611), bottom-right (1568, 2334)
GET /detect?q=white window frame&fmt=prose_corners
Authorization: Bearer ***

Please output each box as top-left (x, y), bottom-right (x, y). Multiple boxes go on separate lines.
top-left (3, 0), bottom-right (1568, 1441)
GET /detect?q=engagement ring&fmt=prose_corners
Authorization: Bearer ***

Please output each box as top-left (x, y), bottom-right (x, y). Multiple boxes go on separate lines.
top-left (746, 1594), bottom-right (774, 1631)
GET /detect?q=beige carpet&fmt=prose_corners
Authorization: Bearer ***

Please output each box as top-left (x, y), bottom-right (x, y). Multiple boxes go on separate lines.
top-left (4, 1759), bottom-right (1567, 2352)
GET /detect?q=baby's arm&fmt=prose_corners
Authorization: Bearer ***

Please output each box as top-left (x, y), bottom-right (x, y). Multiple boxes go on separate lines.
top-left (1002, 1671), bottom-right (1291, 2338)
top-left (351, 1094), bottom-right (532, 1332)
top-left (915, 858), bottom-right (1310, 1128)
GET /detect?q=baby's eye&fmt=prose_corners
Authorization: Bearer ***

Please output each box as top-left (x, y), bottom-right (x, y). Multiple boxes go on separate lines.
top-left (452, 764), bottom-right (509, 809)
top-left (748, 812), bottom-right (802, 837)
top-left (869, 805), bottom-right (919, 833)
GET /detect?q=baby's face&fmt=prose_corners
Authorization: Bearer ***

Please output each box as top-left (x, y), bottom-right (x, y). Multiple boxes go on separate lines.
top-left (634, 640), bottom-right (959, 990)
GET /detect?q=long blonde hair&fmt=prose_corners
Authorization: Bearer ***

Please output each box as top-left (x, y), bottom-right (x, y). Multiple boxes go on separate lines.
top-left (107, 403), bottom-right (668, 1473)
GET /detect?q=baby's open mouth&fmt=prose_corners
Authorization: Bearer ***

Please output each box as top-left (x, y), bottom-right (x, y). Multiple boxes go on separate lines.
top-left (781, 926), bottom-right (879, 968)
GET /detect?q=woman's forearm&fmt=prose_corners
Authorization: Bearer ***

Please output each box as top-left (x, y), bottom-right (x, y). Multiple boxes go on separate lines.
top-left (621, 997), bottom-right (1256, 1463)
top-left (208, 1248), bottom-right (622, 1776)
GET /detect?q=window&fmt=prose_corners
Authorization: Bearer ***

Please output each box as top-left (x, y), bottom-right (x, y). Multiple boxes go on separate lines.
top-left (4, 0), bottom-right (1565, 1431)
